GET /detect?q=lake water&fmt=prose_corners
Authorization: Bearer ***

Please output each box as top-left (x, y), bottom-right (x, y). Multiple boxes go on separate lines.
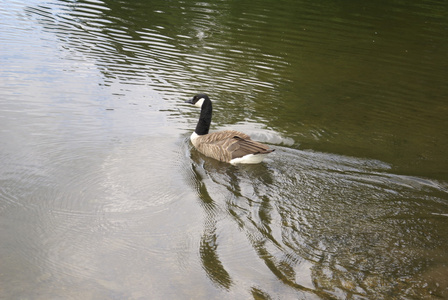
top-left (1, 0), bottom-right (447, 299)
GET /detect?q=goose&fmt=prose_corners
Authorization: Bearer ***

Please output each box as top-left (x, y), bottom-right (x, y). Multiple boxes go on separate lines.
top-left (185, 94), bottom-right (274, 164)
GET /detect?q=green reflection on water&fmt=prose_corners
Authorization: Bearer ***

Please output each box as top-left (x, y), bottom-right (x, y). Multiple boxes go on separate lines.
top-left (73, 0), bottom-right (448, 179)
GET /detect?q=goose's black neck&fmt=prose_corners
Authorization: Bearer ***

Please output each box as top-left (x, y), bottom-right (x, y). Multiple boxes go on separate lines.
top-left (195, 97), bottom-right (212, 135)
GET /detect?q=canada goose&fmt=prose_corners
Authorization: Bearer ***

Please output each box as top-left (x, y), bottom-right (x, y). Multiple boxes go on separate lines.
top-left (185, 94), bottom-right (274, 164)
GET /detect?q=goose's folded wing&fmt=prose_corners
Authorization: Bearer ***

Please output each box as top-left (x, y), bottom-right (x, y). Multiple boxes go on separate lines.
top-left (195, 138), bottom-right (233, 162)
top-left (193, 131), bottom-right (273, 162)
top-left (228, 136), bottom-right (274, 159)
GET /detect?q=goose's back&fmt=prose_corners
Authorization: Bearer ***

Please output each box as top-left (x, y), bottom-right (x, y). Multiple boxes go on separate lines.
top-left (192, 130), bottom-right (272, 162)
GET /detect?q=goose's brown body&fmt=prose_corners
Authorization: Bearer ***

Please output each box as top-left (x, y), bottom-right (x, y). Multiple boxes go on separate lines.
top-left (191, 130), bottom-right (273, 163)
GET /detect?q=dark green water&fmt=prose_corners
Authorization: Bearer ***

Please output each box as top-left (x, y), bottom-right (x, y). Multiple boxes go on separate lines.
top-left (1, 0), bottom-right (447, 299)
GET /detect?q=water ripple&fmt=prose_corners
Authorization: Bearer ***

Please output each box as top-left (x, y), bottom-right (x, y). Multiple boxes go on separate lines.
top-left (186, 144), bottom-right (448, 298)
top-left (2, 0), bottom-right (448, 298)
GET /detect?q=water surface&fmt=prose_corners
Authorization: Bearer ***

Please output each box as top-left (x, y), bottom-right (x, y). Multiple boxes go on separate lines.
top-left (1, 0), bottom-right (447, 298)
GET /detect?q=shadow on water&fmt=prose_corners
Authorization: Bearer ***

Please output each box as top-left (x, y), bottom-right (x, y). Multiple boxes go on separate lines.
top-left (190, 159), bottom-right (233, 290)
top-left (186, 142), bottom-right (448, 299)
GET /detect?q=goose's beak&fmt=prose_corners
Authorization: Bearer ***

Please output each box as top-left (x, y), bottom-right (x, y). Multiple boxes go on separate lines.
top-left (185, 98), bottom-right (193, 104)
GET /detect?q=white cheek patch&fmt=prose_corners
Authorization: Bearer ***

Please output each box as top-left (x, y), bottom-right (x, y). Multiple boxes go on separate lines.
top-left (194, 98), bottom-right (205, 108)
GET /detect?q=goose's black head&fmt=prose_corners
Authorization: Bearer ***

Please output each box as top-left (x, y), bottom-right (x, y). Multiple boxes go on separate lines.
top-left (185, 94), bottom-right (210, 108)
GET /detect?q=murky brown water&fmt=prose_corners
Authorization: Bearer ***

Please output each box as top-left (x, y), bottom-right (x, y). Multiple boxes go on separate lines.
top-left (1, 0), bottom-right (447, 299)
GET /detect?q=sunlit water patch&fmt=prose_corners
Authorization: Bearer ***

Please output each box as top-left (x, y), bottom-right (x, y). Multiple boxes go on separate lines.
top-left (0, 131), bottom-right (209, 298)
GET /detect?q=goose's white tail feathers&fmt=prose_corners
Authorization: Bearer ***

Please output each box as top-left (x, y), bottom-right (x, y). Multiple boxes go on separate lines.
top-left (230, 153), bottom-right (269, 165)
